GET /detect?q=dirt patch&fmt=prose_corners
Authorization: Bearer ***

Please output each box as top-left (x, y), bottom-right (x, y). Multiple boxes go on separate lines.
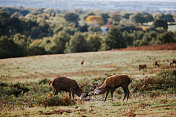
top-left (43, 108), bottom-right (86, 115)
top-left (122, 108), bottom-right (137, 117)
top-left (43, 109), bottom-right (72, 115)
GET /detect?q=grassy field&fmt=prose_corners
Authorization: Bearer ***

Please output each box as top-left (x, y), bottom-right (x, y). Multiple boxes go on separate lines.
top-left (0, 50), bottom-right (176, 116)
top-left (168, 25), bottom-right (176, 32)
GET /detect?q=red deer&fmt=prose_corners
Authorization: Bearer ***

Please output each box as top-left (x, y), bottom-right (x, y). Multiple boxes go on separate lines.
top-left (153, 60), bottom-right (160, 67)
top-left (139, 64), bottom-right (147, 70)
top-left (167, 60), bottom-right (176, 67)
top-left (172, 60), bottom-right (176, 66)
top-left (167, 60), bottom-right (172, 67)
top-left (94, 75), bottom-right (132, 102)
top-left (49, 77), bottom-right (88, 99)
top-left (81, 59), bottom-right (84, 65)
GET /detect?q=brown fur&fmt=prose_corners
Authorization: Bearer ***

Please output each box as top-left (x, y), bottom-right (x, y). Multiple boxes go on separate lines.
top-left (172, 60), bottom-right (176, 65)
top-left (139, 64), bottom-right (147, 70)
top-left (49, 77), bottom-right (84, 99)
top-left (94, 75), bottom-right (132, 101)
top-left (81, 59), bottom-right (84, 65)
top-left (153, 60), bottom-right (160, 67)
top-left (167, 60), bottom-right (172, 67)
top-left (167, 60), bottom-right (176, 67)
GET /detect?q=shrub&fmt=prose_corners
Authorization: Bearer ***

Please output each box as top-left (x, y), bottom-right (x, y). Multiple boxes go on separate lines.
top-left (36, 95), bottom-right (76, 107)
top-left (0, 82), bottom-right (29, 97)
top-left (38, 78), bottom-right (50, 84)
top-left (155, 70), bottom-right (176, 89)
top-left (131, 70), bottom-right (176, 93)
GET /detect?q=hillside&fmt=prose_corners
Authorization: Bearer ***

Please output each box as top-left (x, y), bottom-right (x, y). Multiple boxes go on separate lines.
top-left (1, 50), bottom-right (176, 82)
top-left (115, 43), bottom-right (176, 51)
top-left (0, 50), bottom-right (176, 116)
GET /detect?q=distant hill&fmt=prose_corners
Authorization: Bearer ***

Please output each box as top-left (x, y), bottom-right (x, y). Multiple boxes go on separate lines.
top-left (0, 0), bottom-right (176, 13)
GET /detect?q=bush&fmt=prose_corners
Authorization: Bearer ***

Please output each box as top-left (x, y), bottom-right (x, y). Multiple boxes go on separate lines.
top-left (38, 78), bottom-right (50, 84)
top-left (0, 82), bottom-right (29, 97)
top-left (131, 70), bottom-right (176, 93)
top-left (36, 95), bottom-right (76, 107)
top-left (157, 31), bottom-right (175, 44)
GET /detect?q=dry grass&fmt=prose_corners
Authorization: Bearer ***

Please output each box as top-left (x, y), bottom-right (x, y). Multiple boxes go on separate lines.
top-left (114, 43), bottom-right (176, 51)
top-left (0, 50), bottom-right (176, 116)
top-left (1, 50), bottom-right (175, 82)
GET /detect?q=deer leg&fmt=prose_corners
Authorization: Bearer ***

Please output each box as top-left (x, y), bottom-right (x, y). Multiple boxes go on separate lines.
top-left (69, 92), bottom-right (72, 99)
top-left (126, 91), bottom-right (130, 101)
top-left (125, 88), bottom-right (130, 101)
top-left (54, 89), bottom-right (58, 95)
top-left (123, 93), bottom-right (127, 101)
top-left (53, 89), bottom-right (56, 95)
top-left (72, 92), bottom-right (75, 99)
top-left (104, 91), bottom-right (109, 102)
top-left (111, 89), bottom-right (114, 101)
top-left (122, 86), bottom-right (130, 101)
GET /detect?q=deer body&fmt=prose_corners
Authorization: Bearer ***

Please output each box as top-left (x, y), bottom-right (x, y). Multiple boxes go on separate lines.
top-left (49, 77), bottom-right (87, 99)
top-left (94, 75), bottom-right (132, 102)
top-left (139, 64), bottom-right (147, 70)
top-left (153, 60), bottom-right (160, 67)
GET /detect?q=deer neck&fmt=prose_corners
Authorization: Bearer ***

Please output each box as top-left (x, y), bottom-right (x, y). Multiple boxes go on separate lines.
top-left (75, 88), bottom-right (83, 97)
top-left (98, 87), bottom-right (108, 94)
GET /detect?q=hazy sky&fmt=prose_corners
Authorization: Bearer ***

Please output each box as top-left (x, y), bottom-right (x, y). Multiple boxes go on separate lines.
top-left (93, 0), bottom-right (176, 1)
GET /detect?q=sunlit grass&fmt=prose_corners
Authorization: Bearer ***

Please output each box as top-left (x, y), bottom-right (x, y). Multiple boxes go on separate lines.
top-left (168, 25), bottom-right (176, 32)
top-left (1, 50), bottom-right (176, 82)
top-left (0, 50), bottom-right (176, 116)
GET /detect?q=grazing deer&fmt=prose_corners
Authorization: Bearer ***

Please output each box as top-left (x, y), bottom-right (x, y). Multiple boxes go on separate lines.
top-left (167, 60), bottom-right (172, 67)
top-left (81, 59), bottom-right (84, 65)
top-left (94, 74), bottom-right (132, 102)
top-left (49, 77), bottom-right (88, 99)
top-left (172, 60), bottom-right (176, 66)
top-left (139, 64), bottom-right (147, 71)
top-left (153, 60), bottom-right (160, 67)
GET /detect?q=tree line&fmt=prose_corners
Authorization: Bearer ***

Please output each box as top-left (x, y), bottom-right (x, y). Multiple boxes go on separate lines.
top-left (0, 7), bottom-right (176, 58)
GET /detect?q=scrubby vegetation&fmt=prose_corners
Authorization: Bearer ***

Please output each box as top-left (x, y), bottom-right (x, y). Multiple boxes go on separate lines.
top-left (131, 70), bottom-right (176, 96)
top-left (0, 70), bottom-right (175, 111)
top-left (36, 95), bottom-right (76, 107)
top-left (0, 7), bottom-right (176, 58)
top-left (0, 79), bottom-right (76, 110)
top-left (0, 50), bottom-right (176, 116)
